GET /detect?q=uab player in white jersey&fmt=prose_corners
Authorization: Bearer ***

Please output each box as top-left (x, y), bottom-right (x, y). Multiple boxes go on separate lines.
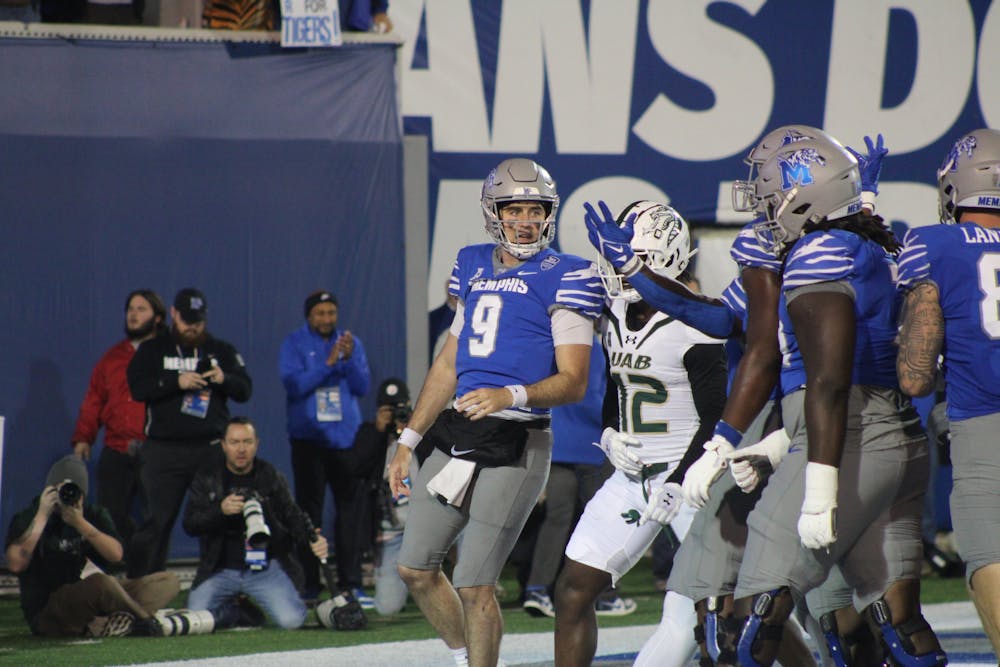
top-left (554, 201), bottom-right (727, 667)
top-left (387, 158), bottom-right (603, 667)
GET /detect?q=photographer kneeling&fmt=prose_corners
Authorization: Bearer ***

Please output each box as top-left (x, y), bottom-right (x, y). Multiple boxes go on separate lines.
top-left (5, 455), bottom-right (178, 637)
top-left (183, 417), bottom-right (327, 630)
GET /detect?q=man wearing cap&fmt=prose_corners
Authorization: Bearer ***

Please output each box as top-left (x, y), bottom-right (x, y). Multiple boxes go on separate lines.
top-left (5, 455), bottom-right (179, 637)
top-left (349, 377), bottom-right (421, 615)
top-left (279, 290), bottom-right (371, 603)
top-left (126, 287), bottom-right (253, 577)
top-left (71, 289), bottom-right (167, 565)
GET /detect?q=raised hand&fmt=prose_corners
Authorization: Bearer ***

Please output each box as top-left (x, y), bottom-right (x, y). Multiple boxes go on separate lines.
top-left (584, 201), bottom-right (640, 275)
top-left (846, 134), bottom-right (888, 194)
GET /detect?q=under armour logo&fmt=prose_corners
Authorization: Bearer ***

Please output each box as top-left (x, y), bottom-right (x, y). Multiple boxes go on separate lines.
top-left (625, 335), bottom-right (638, 344)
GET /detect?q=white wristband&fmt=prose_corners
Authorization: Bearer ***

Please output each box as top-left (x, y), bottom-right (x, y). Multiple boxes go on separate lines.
top-left (397, 427), bottom-right (422, 451)
top-left (860, 190), bottom-right (877, 213)
top-left (505, 384), bottom-right (528, 408)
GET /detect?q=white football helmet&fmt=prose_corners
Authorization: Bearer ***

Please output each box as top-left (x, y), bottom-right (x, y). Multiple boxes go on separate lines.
top-left (481, 158), bottom-right (559, 259)
top-left (751, 137), bottom-right (862, 254)
top-left (937, 128), bottom-right (1000, 223)
top-left (598, 201), bottom-right (695, 302)
top-left (732, 125), bottom-right (836, 214)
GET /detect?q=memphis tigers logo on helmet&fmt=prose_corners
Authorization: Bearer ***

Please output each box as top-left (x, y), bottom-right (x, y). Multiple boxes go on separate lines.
top-left (940, 134), bottom-right (978, 175)
top-left (779, 148), bottom-right (825, 190)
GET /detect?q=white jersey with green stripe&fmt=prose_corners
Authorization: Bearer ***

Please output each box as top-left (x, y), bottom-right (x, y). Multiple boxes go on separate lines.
top-left (602, 298), bottom-right (722, 465)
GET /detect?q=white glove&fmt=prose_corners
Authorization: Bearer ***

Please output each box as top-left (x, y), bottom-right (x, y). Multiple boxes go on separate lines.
top-left (797, 462), bottom-right (838, 549)
top-left (681, 434), bottom-right (735, 509)
top-left (594, 427), bottom-right (643, 475)
top-left (638, 482), bottom-right (683, 527)
top-left (724, 428), bottom-right (792, 493)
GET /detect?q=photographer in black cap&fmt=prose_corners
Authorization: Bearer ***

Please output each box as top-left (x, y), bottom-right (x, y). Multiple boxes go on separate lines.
top-left (349, 377), bottom-right (429, 615)
top-left (4, 455), bottom-right (179, 637)
top-left (126, 287), bottom-right (253, 577)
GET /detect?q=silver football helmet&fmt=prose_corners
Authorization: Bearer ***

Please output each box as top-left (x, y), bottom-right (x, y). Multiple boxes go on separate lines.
top-left (937, 128), bottom-right (1000, 223)
top-left (598, 201), bottom-right (695, 302)
top-left (751, 137), bottom-right (862, 254)
top-left (481, 158), bottom-right (559, 259)
top-left (732, 125), bottom-right (836, 213)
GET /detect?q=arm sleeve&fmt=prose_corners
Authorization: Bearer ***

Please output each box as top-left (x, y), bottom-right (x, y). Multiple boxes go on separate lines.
top-left (342, 338), bottom-right (371, 398)
top-left (628, 271), bottom-right (738, 339)
top-left (71, 361), bottom-right (107, 445)
top-left (127, 341), bottom-right (180, 401)
top-left (269, 470), bottom-right (313, 546)
top-left (219, 343), bottom-right (252, 403)
top-left (667, 343), bottom-right (728, 485)
top-left (551, 308), bottom-right (595, 346)
top-left (182, 471), bottom-right (226, 536)
top-left (279, 337), bottom-right (335, 399)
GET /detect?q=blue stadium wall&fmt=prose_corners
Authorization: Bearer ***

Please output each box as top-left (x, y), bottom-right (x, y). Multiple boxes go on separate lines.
top-left (0, 36), bottom-right (404, 559)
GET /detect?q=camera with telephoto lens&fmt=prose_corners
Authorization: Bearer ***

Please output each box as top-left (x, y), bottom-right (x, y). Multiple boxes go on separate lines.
top-left (58, 481), bottom-right (82, 506)
top-left (232, 488), bottom-right (270, 549)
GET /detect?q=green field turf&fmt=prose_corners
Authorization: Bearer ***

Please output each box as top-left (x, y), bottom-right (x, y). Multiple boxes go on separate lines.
top-left (0, 560), bottom-right (970, 666)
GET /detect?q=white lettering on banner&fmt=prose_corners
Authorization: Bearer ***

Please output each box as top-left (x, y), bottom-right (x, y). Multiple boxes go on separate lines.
top-left (280, 0), bottom-right (342, 47)
top-left (633, 0), bottom-right (773, 161)
top-left (979, 1), bottom-right (1000, 127)
top-left (825, 0), bottom-right (974, 154)
top-left (397, 0), bottom-right (492, 151)
top-left (491, 0), bottom-right (639, 154)
top-left (558, 176), bottom-right (669, 259)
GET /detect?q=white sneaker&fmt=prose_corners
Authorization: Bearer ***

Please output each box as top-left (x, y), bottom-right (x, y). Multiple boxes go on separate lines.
top-left (522, 589), bottom-right (555, 618)
top-left (594, 595), bottom-right (637, 616)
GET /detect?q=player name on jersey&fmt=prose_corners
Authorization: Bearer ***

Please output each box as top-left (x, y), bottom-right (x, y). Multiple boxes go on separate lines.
top-left (960, 225), bottom-right (1000, 244)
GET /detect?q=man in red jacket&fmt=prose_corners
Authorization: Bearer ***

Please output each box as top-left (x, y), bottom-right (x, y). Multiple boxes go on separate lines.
top-left (72, 289), bottom-right (167, 564)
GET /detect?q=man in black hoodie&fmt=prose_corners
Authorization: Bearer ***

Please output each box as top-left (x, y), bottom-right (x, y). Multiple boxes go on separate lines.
top-left (126, 287), bottom-right (252, 577)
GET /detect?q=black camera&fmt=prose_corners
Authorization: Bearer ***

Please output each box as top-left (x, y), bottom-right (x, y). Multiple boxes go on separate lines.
top-left (195, 355), bottom-right (217, 374)
top-left (391, 403), bottom-right (412, 423)
top-left (58, 481), bottom-right (82, 506)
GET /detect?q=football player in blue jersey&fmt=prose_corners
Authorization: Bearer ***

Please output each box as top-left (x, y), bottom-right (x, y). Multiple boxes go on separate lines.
top-left (722, 135), bottom-right (946, 667)
top-left (554, 201), bottom-right (727, 667)
top-left (897, 128), bottom-right (1000, 657)
top-left (386, 158), bottom-right (604, 667)
top-left (586, 126), bottom-right (879, 666)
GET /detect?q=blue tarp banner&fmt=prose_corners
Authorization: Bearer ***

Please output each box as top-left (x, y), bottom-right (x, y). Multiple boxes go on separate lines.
top-left (0, 37), bottom-right (403, 560)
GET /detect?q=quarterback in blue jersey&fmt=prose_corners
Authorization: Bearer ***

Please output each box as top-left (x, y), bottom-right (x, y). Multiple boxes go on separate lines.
top-left (386, 158), bottom-right (603, 667)
top-left (897, 128), bottom-right (1000, 657)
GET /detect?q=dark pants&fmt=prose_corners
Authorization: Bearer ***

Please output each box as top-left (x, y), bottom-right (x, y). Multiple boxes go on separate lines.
top-left (33, 572), bottom-right (178, 637)
top-left (291, 439), bottom-right (367, 592)
top-left (525, 461), bottom-right (611, 589)
top-left (128, 440), bottom-right (221, 578)
top-left (96, 446), bottom-right (142, 566)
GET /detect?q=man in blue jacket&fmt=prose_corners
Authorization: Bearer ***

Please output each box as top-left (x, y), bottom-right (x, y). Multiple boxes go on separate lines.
top-left (279, 290), bottom-right (371, 604)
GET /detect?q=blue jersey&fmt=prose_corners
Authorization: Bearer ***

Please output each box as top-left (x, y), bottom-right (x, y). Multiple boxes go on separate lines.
top-left (897, 223), bottom-right (1000, 420)
top-left (730, 224), bottom-right (783, 273)
top-left (720, 277), bottom-right (749, 390)
top-left (778, 230), bottom-right (899, 395)
top-left (551, 340), bottom-right (607, 465)
top-left (448, 244), bottom-right (603, 418)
